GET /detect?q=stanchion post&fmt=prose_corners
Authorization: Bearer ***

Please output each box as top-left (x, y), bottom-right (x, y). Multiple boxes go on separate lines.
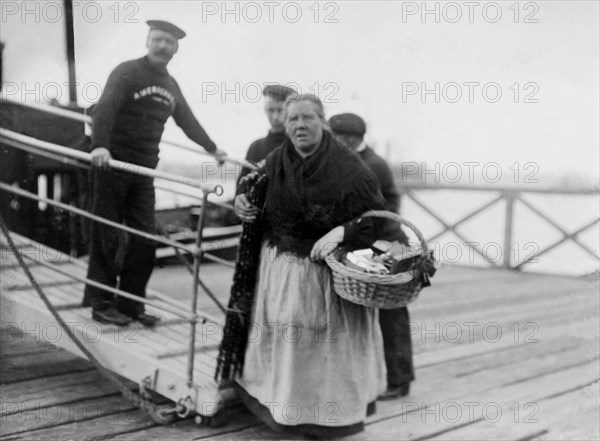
top-left (187, 191), bottom-right (210, 388)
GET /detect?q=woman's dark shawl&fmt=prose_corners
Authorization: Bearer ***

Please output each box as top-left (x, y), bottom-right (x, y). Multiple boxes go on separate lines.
top-left (263, 130), bottom-right (385, 257)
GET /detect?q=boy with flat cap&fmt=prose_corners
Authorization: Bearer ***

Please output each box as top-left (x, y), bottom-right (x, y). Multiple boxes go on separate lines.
top-left (234, 84), bottom-right (295, 220)
top-left (83, 20), bottom-right (226, 326)
top-left (329, 112), bottom-right (415, 400)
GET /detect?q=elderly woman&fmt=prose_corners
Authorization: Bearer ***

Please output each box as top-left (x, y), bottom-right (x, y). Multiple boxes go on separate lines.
top-left (217, 94), bottom-right (386, 438)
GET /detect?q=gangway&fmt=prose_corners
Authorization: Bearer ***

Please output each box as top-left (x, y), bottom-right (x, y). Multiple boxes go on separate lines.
top-left (0, 101), bottom-right (256, 424)
top-left (1, 230), bottom-right (228, 421)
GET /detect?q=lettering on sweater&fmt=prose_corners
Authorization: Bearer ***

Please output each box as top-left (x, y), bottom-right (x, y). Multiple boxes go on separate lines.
top-left (133, 86), bottom-right (176, 111)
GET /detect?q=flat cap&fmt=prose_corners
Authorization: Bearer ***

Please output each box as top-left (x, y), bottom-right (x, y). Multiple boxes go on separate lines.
top-left (262, 84), bottom-right (297, 101)
top-left (147, 20), bottom-right (186, 39)
top-left (328, 113), bottom-right (367, 136)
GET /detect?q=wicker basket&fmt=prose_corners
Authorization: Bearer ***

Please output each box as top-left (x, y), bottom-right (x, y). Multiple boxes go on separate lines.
top-left (325, 210), bottom-right (429, 309)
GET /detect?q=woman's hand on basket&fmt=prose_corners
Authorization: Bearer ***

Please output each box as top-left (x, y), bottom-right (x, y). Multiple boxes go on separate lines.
top-left (234, 194), bottom-right (260, 223)
top-left (310, 226), bottom-right (344, 261)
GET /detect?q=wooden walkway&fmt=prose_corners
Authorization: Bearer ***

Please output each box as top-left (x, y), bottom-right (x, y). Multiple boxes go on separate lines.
top-left (1, 237), bottom-right (599, 440)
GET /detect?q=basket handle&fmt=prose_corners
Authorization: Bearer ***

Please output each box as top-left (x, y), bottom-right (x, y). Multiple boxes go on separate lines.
top-left (359, 210), bottom-right (429, 254)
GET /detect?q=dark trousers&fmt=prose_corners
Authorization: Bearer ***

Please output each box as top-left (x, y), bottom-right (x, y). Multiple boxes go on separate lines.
top-left (379, 307), bottom-right (415, 386)
top-left (82, 169), bottom-right (156, 315)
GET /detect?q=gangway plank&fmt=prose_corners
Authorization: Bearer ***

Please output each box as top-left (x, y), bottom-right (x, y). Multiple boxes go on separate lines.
top-left (0, 231), bottom-right (231, 418)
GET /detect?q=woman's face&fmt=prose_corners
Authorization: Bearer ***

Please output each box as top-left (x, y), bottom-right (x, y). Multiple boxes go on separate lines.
top-left (285, 101), bottom-right (324, 157)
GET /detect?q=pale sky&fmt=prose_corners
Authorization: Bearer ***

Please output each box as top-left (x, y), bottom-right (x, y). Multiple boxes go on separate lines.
top-left (1, 0), bottom-right (598, 185)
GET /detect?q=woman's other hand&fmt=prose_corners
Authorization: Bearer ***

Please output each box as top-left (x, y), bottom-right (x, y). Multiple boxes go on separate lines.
top-left (234, 193), bottom-right (260, 223)
top-left (310, 226), bottom-right (344, 261)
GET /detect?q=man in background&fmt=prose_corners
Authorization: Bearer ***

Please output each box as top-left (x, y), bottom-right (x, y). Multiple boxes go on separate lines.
top-left (234, 84), bottom-right (295, 219)
top-left (329, 113), bottom-right (415, 399)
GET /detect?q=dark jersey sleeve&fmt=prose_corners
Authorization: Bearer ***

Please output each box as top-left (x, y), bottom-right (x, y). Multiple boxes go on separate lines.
top-left (90, 62), bottom-right (131, 150)
top-left (371, 158), bottom-right (400, 212)
top-left (340, 166), bottom-right (388, 249)
top-left (172, 82), bottom-right (217, 154)
top-left (245, 140), bottom-right (264, 163)
top-left (236, 141), bottom-right (261, 188)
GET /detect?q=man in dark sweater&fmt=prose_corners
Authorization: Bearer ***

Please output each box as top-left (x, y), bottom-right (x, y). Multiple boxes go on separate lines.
top-left (83, 20), bottom-right (226, 326)
top-left (329, 113), bottom-right (415, 400)
top-left (234, 84), bottom-right (295, 220)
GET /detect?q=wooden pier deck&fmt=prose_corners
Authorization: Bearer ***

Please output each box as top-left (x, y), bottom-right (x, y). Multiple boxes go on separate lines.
top-left (1, 239), bottom-right (598, 440)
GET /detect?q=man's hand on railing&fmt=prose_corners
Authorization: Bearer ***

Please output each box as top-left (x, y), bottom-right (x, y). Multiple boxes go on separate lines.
top-left (214, 148), bottom-right (228, 165)
top-left (90, 147), bottom-right (112, 170)
top-left (234, 194), bottom-right (260, 223)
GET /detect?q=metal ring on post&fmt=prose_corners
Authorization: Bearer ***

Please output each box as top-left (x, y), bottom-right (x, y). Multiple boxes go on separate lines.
top-left (176, 397), bottom-right (193, 419)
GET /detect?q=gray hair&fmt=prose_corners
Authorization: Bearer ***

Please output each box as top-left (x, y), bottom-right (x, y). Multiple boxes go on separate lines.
top-left (284, 93), bottom-right (326, 122)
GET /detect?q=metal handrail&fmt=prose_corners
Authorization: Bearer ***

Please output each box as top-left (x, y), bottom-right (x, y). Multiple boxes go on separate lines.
top-left (0, 182), bottom-right (201, 252)
top-left (2, 127), bottom-right (234, 211)
top-left (1, 98), bottom-right (89, 123)
top-left (1, 129), bottom-right (223, 196)
top-left (0, 97), bottom-right (257, 171)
